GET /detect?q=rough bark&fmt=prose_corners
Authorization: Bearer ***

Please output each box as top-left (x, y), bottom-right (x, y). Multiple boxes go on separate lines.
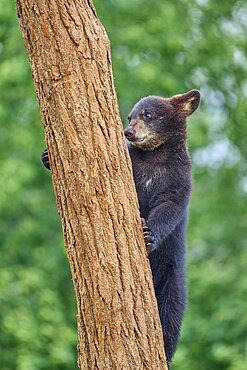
top-left (16, 0), bottom-right (167, 369)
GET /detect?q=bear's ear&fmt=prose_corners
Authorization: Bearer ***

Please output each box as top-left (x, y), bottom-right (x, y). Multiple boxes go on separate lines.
top-left (169, 89), bottom-right (201, 116)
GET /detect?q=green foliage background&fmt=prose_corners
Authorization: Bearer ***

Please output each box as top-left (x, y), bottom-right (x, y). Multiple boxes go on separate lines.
top-left (0, 0), bottom-right (246, 369)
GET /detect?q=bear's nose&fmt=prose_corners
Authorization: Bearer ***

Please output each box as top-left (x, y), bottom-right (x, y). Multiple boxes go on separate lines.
top-left (124, 127), bottom-right (136, 140)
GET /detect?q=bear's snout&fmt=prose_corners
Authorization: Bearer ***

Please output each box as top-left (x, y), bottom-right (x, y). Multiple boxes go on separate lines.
top-left (124, 127), bottom-right (136, 140)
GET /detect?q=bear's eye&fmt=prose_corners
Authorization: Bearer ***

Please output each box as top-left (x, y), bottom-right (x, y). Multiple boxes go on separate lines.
top-left (144, 111), bottom-right (152, 119)
top-left (127, 115), bottom-right (131, 122)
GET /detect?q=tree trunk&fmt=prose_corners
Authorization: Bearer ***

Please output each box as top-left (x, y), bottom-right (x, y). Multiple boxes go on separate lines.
top-left (16, 1), bottom-right (167, 368)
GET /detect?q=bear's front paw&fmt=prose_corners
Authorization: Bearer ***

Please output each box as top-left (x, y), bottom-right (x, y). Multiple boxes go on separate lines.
top-left (41, 149), bottom-right (50, 170)
top-left (141, 218), bottom-right (156, 254)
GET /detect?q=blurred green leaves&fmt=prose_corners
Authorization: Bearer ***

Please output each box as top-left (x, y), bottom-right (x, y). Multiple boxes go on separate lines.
top-left (0, 0), bottom-right (246, 369)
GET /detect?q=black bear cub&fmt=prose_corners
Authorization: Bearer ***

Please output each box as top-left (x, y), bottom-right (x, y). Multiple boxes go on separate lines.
top-left (124, 89), bottom-right (200, 365)
top-left (41, 89), bottom-right (200, 366)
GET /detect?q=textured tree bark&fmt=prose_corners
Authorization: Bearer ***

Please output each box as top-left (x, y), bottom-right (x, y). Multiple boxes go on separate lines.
top-left (16, 0), bottom-right (167, 369)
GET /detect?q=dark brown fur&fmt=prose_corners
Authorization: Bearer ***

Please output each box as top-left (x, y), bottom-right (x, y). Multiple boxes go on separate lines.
top-left (125, 90), bottom-right (200, 365)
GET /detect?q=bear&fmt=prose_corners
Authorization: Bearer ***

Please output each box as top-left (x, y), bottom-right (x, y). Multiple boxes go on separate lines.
top-left (41, 89), bottom-right (200, 367)
top-left (124, 89), bottom-right (200, 366)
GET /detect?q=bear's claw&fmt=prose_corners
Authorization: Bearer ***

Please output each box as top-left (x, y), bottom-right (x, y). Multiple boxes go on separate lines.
top-left (141, 218), bottom-right (156, 253)
top-left (41, 149), bottom-right (50, 170)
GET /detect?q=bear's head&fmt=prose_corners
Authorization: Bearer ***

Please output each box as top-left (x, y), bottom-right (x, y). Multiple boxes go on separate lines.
top-left (124, 89), bottom-right (200, 151)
